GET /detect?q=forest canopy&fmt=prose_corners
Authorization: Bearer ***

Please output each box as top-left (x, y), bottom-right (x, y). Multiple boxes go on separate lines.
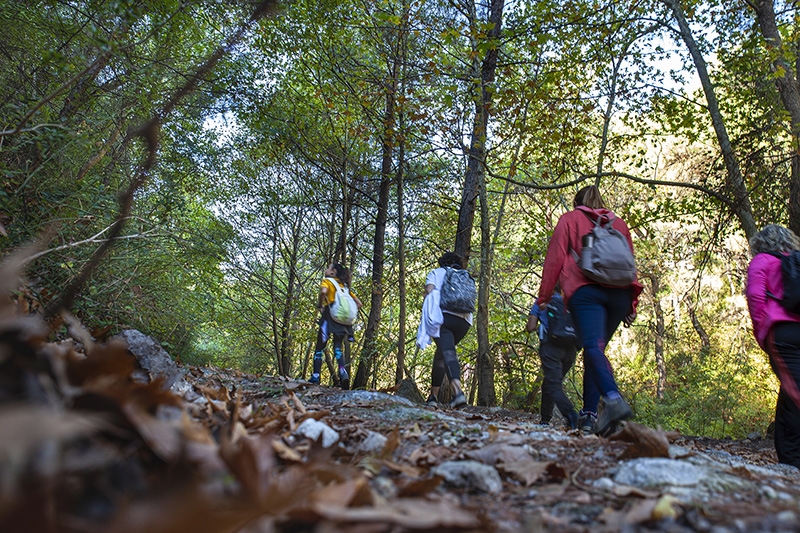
top-left (1, 0), bottom-right (797, 438)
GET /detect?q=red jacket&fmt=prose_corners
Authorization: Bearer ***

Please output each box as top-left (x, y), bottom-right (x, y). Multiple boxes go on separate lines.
top-left (536, 206), bottom-right (643, 313)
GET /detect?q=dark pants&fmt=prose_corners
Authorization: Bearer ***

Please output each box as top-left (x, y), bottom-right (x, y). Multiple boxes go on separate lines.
top-left (767, 322), bottom-right (800, 469)
top-left (568, 284), bottom-right (632, 413)
top-left (312, 309), bottom-right (348, 375)
top-left (539, 341), bottom-right (577, 423)
top-left (431, 313), bottom-right (470, 387)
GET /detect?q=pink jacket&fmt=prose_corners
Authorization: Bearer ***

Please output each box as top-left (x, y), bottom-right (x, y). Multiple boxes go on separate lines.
top-left (536, 206), bottom-right (643, 312)
top-left (746, 252), bottom-right (800, 349)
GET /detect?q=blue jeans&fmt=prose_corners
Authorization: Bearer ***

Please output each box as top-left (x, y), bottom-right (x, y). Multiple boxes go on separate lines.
top-left (568, 284), bottom-right (632, 413)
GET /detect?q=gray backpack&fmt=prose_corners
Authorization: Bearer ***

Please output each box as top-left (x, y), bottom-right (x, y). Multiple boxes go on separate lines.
top-left (571, 213), bottom-right (636, 287)
top-left (439, 267), bottom-right (477, 314)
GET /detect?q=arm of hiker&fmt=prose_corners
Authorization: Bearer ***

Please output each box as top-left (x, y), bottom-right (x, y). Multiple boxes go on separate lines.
top-left (318, 286), bottom-right (329, 310)
top-left (425, 283), bottom-right (435, 296)
top-left (623, 312), bottom-right (636, 327)
top-left (537, 215), bottom-right (570, 305)
top-left (526, 308), bottom-right (538, 333)
top-left (351, 292), bottom-right (363, 309)
top-left (745, 255), bottom-right (770, 331)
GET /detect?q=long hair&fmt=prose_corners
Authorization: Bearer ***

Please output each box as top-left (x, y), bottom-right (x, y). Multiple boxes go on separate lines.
top-left (330, 263), bottom-right (351, 287)
top-left (438, 251), bottom-right (465, 269)
top-left (573, 185), bottom-right (606, 209)
top-left (750, 224), bottom-right (800, 256)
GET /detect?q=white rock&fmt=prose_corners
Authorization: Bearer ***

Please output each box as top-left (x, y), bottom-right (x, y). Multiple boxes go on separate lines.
top-left (295, 418), bottom-right (339, 448)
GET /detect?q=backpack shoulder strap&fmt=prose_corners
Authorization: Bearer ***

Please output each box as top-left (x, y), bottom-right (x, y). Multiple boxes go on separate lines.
top-left (325, 277), bottom-right (345, 291)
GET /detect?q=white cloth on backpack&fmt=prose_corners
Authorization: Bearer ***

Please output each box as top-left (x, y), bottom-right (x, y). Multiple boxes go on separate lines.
top-left (417, 287), bottom-right (443, 349)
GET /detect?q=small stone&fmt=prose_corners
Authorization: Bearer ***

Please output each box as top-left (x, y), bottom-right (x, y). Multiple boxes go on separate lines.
top-left (432, 460), bottom-right (503, 494)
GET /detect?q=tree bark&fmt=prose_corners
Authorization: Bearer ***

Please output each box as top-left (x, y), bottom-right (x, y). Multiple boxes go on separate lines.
top-left (647, 275), bottom-right (666, 399)
top-left (662, 0), bottom-right (757, 239)
top-left (454, 0), bottom-right (504, 258)
top-left (353, 55), bottom-right (398, 389)
top-left (685, 295), bottom-right (711, 356)
top-left (751, 0), bottom-right (800, 235)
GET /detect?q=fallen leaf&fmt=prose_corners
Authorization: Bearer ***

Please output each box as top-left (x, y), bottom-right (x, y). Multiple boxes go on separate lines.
top-left (610, 421), bottom-right (670, 459)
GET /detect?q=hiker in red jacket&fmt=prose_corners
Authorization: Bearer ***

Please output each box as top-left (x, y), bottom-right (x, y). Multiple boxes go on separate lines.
top-left (535, 185), bottom-right (643, 436)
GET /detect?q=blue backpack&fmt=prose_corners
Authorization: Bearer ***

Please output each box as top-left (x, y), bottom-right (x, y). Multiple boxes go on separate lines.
top-left (545, 297), bottom-right (579, 348)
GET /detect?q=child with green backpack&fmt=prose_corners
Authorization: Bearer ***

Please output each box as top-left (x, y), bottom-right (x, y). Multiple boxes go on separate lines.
top-left (309, 263), bottom-right (362, 388)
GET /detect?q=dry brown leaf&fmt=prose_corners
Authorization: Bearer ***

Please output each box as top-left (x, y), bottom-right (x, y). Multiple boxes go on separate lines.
top-left (465, 443), bottom-right (530, 465)
top-left (314, 497), bottom-right (480, 529)
top-left (500, 459), bottom-right (552, 487)
top-left (378, 458), bottom-right (422, 478)
top-left (220, 431), bottom-right (279, 501)
top-left (610, 421), bottom-right (670, 459)
top-left (288, 391), bottom-right (307, 414)
top-left (312, 477), bottom-right (374, 508)
top-left (122, 404), bottom-right (182, 460)
top-left (397, 475), bottom-right (442, 497)
top-left (0, 405), bottom-right (104, 457)
top-left (379, 427), bottom-right (400, 460)
top-left (272, 437), bottom-right (303, 462)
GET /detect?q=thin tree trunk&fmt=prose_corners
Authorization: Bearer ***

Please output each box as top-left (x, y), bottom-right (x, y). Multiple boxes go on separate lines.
top-left (396, 141), bottom-right (407, 384)
top-left (685, 295), bottom-right (711, 356)
top-left (278, 211), bottom-right (302, 377)
top-left (751, 0), bottom-right (800, 235)
top-left (648, 275), bottom-right (666, 399)
top-left (353, 56), bottom-right (398, 389)
top-left (476, 153), bottom-right (496, 406)
top-left (454, 0), bottom-right (504, 258)
top-left (396, 2), bottom-right (411, 385)
top-left (662, 0), bottom-right (757, 239)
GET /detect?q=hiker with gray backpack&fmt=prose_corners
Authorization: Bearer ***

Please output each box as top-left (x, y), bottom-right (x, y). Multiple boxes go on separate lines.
top-left (535, 185), bottom-right (643, 436)
top-left (309, 263), bottom-right (362, 389)
top-left (416, 251), bottom-right (476, 408)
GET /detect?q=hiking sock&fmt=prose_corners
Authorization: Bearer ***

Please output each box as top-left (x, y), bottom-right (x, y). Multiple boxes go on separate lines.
top-left (604, 391), bottom-right (622, 401)
top-left (312, 351), bottom-right (324, 375)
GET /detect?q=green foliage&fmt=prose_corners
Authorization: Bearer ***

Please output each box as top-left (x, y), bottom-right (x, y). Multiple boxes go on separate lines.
top-left (1, 0), bottom-right (795, 440)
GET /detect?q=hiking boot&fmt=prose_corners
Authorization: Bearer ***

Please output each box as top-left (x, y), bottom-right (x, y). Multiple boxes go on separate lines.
top-left (448, 392), bottom-right (467, 408)
top-left (566, 411), bottom-right (580, 430)
top-left (308, 373), bottom-right (320, 385)
top-left (579, 410), bottom-right (597, 433)
top-left (594, 396), bottom-right (632, 437)
top-left (426, 394), bottom-right (438, 406)
top-left (338, 365), bottom-right (349, 382)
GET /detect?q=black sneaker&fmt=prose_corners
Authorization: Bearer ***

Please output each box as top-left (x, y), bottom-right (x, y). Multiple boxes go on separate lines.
top-left (426, 394), bottom-right (438, 406)
top-left (594, 396), bottom-right (632, 437)
top-left (579, 410), bottom-right (597, 433)
top-left (338, 366), bottom-right (349, 389)
top-left (308, 373), bottom-right (320, 384)
top-left (448, 392), bottom-right (467, 408)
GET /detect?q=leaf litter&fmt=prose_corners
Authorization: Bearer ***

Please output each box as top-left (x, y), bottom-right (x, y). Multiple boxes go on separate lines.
top-left (1, 281), bottom-right (799, 531)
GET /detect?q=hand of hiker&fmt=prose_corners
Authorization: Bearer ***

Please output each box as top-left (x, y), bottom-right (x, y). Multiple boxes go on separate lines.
top-left (623, 312), bottom-right (636, 327)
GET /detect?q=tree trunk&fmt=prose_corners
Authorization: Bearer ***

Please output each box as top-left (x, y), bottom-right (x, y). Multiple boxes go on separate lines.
top-left (277, 212), bottom-right (302, 376)
top-left (454, 0), bottom-right (504, 258)
top-left (476, 152), bottom-right (496, 406)
top-left (647, 275), bottom-right (666, 399)
top-left (662, 0), bottom-right (757, 239)
top-left (396, 141), bottom-right (408, 384)
top-left (353, 58), bottom-right (398, 389)
top-left (685, 295), bottom-right (711, 356)
top-left (752, 0), bottom-right (800, 235)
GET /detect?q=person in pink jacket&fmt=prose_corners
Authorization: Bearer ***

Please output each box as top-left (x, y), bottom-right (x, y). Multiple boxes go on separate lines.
top-left (536, 185), bottom-right (643, 436)
top-left (746, 224), bottom-right (800, 470)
